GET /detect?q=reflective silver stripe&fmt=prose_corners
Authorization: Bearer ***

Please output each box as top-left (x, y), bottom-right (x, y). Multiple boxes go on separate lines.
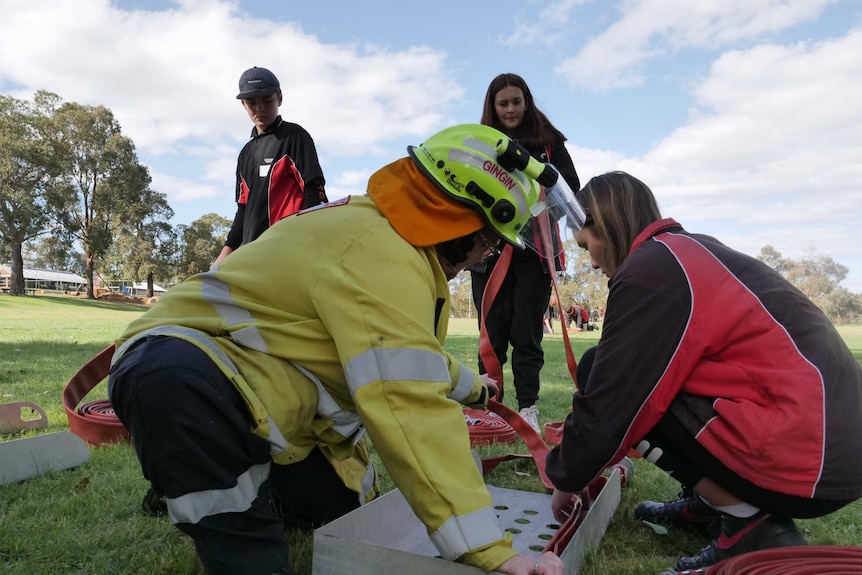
top-left (449, 364), bottom-right (474, 403)
top-left (292, 362), bottom-right (366, 444)
top-left (167, 461), bottom-right (271, 525)
top-left (344, 348), bottom-right (451, 397)
top-left (360, 461), bottom-right (377, 505)
top-left (430, 506), bottom-right (505, 561)
top-left (112, 326), bottom-right (290, 456)
top-left (463, 136), bottom-right (497, 160)
top-left (200, 275), bottom-right (268, 353)
top-left (264, 416), bottom-right (289, 455)
top-left (113, 325), bottom-right (241, 373)
top-left (463, 136), bottom-right (531, 193)
top-left (449, 145), bottom-right (529, 217)
top-left (230, 325), bottom-right (268, 352)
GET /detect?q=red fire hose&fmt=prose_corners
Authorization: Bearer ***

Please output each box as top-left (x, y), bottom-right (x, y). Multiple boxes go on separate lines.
top-left (699, 545), bottom-right (862, 574)
top-left (63, 344), bottom-right (130, 445)
top-left (464, 407), bottom-right (518, 445)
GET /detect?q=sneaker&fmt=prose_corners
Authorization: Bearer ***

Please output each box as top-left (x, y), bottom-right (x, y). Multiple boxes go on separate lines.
top-left (141, 487), bottom-right (167, 516)
top-left (519, 405), bottom-right (541, 435)
top-left (675, 512), bottom-right (807, 571)
top-left (635, 489), bottom-right (721, 534)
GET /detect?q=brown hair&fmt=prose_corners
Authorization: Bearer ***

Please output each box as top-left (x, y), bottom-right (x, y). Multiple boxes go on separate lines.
top-left (576, 172), bottom-right (662, 276)
top-left (480, 73), bottom-right (566, 151)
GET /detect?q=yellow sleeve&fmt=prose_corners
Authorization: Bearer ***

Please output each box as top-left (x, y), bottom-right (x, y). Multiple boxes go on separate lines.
top-left (313, 236), bottom-right (513, 569)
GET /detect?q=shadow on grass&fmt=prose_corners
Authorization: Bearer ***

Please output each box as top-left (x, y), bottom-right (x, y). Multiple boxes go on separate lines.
top-left (34, 294), bottom-right (149, 313)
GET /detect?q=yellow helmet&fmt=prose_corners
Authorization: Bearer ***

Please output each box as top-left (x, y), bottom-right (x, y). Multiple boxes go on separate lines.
top-left (407, 124), bottom-right (541, 248)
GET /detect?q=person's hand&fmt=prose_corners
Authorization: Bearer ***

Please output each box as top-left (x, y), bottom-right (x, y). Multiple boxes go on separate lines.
top-left (211, 245), bottom-right (233, 269)
top-left (551, 489), bottom-right (578, 523)
top-left (496, 551), bottom-right (563, 575)
top-left (479, 373), bottom-right (499, 400)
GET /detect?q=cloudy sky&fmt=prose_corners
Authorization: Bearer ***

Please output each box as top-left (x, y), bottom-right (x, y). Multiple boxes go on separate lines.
top-left (2, 0), bottom-right (860, 291)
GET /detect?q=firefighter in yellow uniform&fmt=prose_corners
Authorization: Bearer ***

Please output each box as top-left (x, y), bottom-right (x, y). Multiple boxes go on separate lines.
top-left (109, 124), bottom-right (565, 575)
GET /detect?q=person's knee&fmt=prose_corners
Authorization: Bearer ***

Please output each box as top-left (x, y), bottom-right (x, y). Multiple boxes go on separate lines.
top-left (575, 346), bottom-right (597, 390)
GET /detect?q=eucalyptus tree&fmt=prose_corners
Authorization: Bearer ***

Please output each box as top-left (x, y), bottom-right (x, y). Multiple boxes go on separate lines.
top-left (758, 245), bottom-right (859, 323)
top-left (174, 212), bottom-right (232, 280)
top-left (0, 93), bottom-right (55, 295)
top-left (46, 96), bottom-right (158, 298)
top-left (103, 193), bottom-right (175, 297)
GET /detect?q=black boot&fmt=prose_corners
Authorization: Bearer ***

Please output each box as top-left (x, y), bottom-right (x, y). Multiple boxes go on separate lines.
top-left (141, 486), bottom-right (168, 516)
top-left (635, 488), bottom-right (721, 536)
top-left (675, 512), bottom-right (807, 571)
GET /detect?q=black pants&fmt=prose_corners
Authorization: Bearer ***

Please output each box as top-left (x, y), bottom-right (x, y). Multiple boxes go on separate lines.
top-left (109, 336), bottom-right (360, 575)
top-left (579, 345), bottom-right (853, 519)
top-left (471, 252), bottom-right (552, 410)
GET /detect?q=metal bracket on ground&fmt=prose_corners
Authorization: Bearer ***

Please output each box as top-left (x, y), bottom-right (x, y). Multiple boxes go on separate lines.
top-left (312, 468), bottom-right (622, 574)
top-left (0, 401), bottom-right (49, 434)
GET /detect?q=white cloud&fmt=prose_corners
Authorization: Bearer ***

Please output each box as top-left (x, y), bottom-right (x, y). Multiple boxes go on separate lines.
top-left (600, 27), bottom-right (862, 289)
top-left (3, 0), bottom-right (861, 292)
top-left (642, 29), bottom-right (862, 202)
top-left (151, 170), bottom-right (224, 203)
top-left (503, 0), bottom-right (590, 48)
top-left (325, 168), bottom-right (375, 201)
top-left (554, 0), bottom-right (841, 91)
top-left (564, 143), bottom-right (627, 183)
top-left (0, 0), bottom-right (463, 208)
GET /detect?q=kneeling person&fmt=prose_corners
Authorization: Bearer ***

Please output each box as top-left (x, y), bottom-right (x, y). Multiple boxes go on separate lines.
top-left (109, 124), bottom-right (565, 575)
top-left (547, 172), bottom-right (862, 573)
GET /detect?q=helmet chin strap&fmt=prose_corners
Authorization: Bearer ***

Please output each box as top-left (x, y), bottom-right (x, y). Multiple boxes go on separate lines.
top-left (437, 254), bottom-right (459, 280)
top-left (435, 235), bottom-right (477, 279)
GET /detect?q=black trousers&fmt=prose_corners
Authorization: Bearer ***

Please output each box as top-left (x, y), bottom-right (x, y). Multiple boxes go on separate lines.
top-left (109, 336), bottom-right (360, 575)
top-left (578, 346), bottom-right (853, 519)
top-left (471, 252), bottom-right (552, 410)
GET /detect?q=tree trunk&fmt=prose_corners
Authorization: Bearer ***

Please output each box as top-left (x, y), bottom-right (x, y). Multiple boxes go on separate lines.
top-left (8, 241), bottom-right (25, 296)
top-left (146, 271), bottom-right (154, 299)
top-left (85, 254), bottom-right (96, 299)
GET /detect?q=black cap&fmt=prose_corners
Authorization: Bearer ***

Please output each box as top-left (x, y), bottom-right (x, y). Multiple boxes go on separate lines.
top-left (236, 67), bottom-right (280, 99)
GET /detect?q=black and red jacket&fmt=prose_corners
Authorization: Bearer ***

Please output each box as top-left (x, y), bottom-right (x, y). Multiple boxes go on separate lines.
top-left (547, 218), bottom-right (862, 500)
top-left (226, 116), bottom-right (327, 249)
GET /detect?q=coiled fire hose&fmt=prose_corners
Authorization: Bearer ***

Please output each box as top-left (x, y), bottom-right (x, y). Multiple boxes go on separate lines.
top-left (691, 545), bottom-right (862, 574)
top-left (464, 407), bottom-right (518, 446)
top-left (63, 344), bottom-right (130, 445)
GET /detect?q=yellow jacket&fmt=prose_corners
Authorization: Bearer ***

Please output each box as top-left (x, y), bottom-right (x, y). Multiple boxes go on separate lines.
top-left (113, 195), bottom-right (516, 571)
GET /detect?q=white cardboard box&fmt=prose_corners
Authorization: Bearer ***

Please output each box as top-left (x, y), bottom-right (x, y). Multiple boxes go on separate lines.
top-left (313, 469), bottom-right (621, 575)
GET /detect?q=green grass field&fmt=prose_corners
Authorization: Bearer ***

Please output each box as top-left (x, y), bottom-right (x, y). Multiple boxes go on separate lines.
top-left (1, 295), bottom-right (860, 575)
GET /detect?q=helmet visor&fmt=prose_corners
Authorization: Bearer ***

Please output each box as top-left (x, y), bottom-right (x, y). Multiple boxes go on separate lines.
top-left (520, 164), bottom-right (588, 256)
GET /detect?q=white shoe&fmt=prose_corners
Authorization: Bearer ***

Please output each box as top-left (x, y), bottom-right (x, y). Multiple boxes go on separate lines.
top-left (519, 405), bottom-right (541, 435)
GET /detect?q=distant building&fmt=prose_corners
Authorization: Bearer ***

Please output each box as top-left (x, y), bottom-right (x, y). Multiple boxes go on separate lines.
top-left (0, 265), bottom-right (86, 293)
top-left (120, 282), bottom-right (167, 297)
top-left (1, 265), bottom-right (170, 298)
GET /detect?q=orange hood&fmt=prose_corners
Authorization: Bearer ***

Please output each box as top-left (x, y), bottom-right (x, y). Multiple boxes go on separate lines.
top-left (366, 157), bottom-right (484, 247)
